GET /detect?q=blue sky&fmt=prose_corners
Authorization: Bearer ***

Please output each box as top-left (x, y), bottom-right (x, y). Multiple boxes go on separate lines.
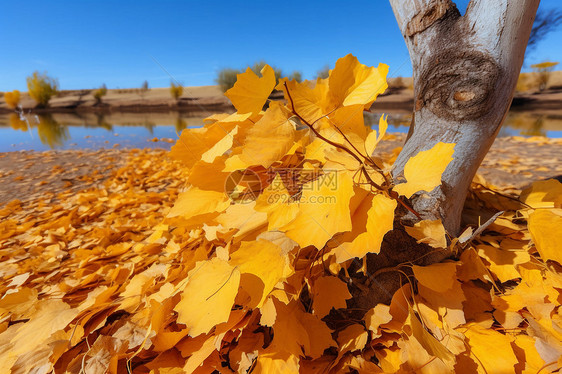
top-left (1, 0), bottom-right (561, 91)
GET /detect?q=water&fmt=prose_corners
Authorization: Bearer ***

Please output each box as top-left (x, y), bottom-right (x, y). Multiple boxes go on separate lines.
top-left (0, 110), bottom-right (560, 152)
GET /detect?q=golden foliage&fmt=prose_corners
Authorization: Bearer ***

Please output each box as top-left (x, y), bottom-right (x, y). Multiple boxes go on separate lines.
top-left (26, 71), bottom-right (59, 107)
top-left (3, 90), bottom-right (20, 109)
top-left (1, 55), bottom-right (561, 373)
top-left (170, 81), bottom-right (183, 101)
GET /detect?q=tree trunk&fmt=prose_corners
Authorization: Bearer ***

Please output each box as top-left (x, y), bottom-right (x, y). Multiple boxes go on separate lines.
top-left (352, 0), bottom-right (538, 309)
top-left (390, 0), bottom-right (539, 234)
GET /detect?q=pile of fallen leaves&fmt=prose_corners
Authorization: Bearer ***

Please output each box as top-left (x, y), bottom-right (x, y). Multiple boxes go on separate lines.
top-left (1, 55), bottom-right (561, 373)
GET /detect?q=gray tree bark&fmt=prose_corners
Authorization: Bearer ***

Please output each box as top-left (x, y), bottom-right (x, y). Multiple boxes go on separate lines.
top-left (353, 0), bottom-right (539, 309)
top-left (390, 0), bottom-right (539, 234)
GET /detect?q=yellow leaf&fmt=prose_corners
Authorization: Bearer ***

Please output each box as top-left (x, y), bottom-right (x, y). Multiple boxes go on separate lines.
top-left (334, 193), bottom-right (396, 262)
top-left (230, 239), bottom-right (291, 308)
top-left (167, 188), bottom-right (230, 221)
top-left (170, 122), bottom-right (237, 167)
top-left (394, 142), bottom-right (455, 198)
top-left (329, 54), bottom-right (389, 109)
top-left (464, 323), bottom-right (518, 373)
top-left (412, 262), bottom-right (457, 293)
top-left (175, 258), bottom-right (240, 336)
top-left (364, 115), bottom-right (388, 156)
top-left (311, 276), bottom-right (351, 317)
top-left (283, 171), bottom-right (355, 249)
top-left (225, 65), bottom-right (276, 114)
top-left (476, 244), bottom-right (530, 282)
top-left (239, 102), bottom-right (297, 167)
top-left (405, 219), bottom-right (447, 248)
top-left (277, 77), bottom-right (329, 125)
top-left (528, 209), bottom-right (562, 264)
top-left (520, 179), bottom-right (562, 208)
top-left (365, 304), bottom-right (392, 334)
top-left (408, 307), bottom-right (455, 364)
top-left (255, 174), bottom-right (300, 231)
top-left (201, 125), bottom-right (238, 164)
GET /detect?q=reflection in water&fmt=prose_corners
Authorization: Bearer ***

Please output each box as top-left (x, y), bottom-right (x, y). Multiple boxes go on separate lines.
top-left (9, 113), bottom-right (29, 131)
top-left (37, 114), bottom-right (69, 149)
top-left (95, 113), bottom-right (113, 131)
top-left (175, 117), bottom-right (187, 133)
top-left (0, 109), bottom-right (560, 151)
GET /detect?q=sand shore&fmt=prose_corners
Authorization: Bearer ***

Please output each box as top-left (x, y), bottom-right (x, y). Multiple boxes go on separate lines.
top-left (2, 71), bottom-right (562, 115)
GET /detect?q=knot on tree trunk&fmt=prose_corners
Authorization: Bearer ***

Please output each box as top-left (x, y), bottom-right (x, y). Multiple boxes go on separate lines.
top-left (416, 51), bottom-right (501, 120)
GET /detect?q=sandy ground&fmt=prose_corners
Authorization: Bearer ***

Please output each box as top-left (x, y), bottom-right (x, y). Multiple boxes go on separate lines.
top-left (1, 135), bottom-right (561, 206)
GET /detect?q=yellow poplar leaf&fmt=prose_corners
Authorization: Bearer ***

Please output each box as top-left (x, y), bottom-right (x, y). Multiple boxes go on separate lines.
top-left (268, 299), bottom-right (335, 358)
top-left (260, 297), bottom-right (277, 327)
top-left (464, 323), bottom-right (518, 373)
top-left (412, 262), bottom-right (457, 293)
top-left (277, 77), bottom-right (329, 125)
top-left (170, 122), bottom-right (237, 167)
top-left (240, 102), bottom-right (296, 167)
top-left (365, 304), bottom-right (393, 334)
top-left (408, 307), bottom-right (455, 364)
top-left (175, 258), bottom-right (240, 337)
top-left (311, 276), bottom-right (351, 317)
top-left (9, 299), bottom-right (79, 357)
top-left (513, 335), bottom-right (546, 374)
top-left (476, 244), bottom-right (530, 282)
top-left (167, 188), bottom-right (230, 220)
top-left (329, 54), bottom-right (389, 108)
top-left (405, 219), bottom-right (447, 248)
top-left (520, 179), bottom-right (562, 208)
top-left (364, 115), bottom-right (388, 156)
top-left (283, 171), bottom-right (354, 249)
top-left (328, 104), bottom-right (368, 140)
top-left (187, 157), bottom-right (230, 193)
top-left (225, 65), bottom-right (276, 114)
top-left (201, 126), bottom-right (238, 163)
top-left (337, 324), bottom-right (369, 355)
top-left (528, 209), bottom-right (562, 264)
top-left (230, 239), bottom-right (291, 308)
top-left (393, 142), bottom-right (455, 198)
top-left (255, 174), bottom-right (300, 231)
top-left (334, 193), bottom-right (397, 263)
top-left (255, 352), bottom-right (300, 374)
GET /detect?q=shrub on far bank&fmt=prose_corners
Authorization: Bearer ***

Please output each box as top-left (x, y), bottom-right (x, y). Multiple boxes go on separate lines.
top-left (315, 65), bottom-right (331, 79)
top-left (139, 80), bottom-right (150, 98)
top-left (26, 71), bottom-right (59, 107)
top-left (531, 61), bottom-right (559, 91)
top-left (288, 71), bottom-right (303, 83)
top-left (170, 81), bottom-right (183, 101)
top-left (4, 90), bottom-right (21, 109)
top-left (216, 68), bottom-right (241, 92)
top-left (93, 84), bottom-right (108, 105)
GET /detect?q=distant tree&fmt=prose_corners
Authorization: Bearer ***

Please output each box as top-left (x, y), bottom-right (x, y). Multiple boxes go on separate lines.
top-left (389, 76), bottom-right (406, 90)
top-left (139, 80), bottom-right (149, 98)
top-left (93, 84), bottom-right (108, 105)
top-left (4, 90), bottom-right (21, 109)
top-left (288, 71), bottom-right (303, 83)
top-left (216, 68), bottom-right (241, 93)
top-left (531, 61), bottom-right (559, 91)
top-left (170, 81), bottom-right (183, 101)
top-left (527, 8), bottom-right (562, 54)
top-left (26, 71), bottom-right (59, 107)
top-left (315, 65), bottom-right (331, 79)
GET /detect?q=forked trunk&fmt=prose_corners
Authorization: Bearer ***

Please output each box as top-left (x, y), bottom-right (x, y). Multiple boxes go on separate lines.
top-left (355, 0), bottom-right (539, 308)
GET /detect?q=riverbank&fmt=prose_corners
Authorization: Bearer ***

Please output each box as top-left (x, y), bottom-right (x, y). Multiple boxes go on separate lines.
top-left (2, 70), bottom-right (562, 114)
